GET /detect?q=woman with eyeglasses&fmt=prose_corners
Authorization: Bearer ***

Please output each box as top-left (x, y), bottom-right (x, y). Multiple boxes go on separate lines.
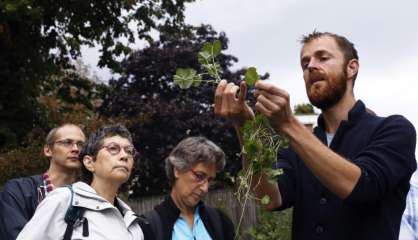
top-left (17, 125), bottom-right (144, 240)
top-left (139, 136), bottom-right (234, 240)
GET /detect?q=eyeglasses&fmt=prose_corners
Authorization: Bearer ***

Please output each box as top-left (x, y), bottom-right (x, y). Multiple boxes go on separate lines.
top-left (190, 169), bottom-right (216, 187)
top-left (54, 139), bottom-right (85, 149)
top-left (99, 142), bottom-right (137, 157)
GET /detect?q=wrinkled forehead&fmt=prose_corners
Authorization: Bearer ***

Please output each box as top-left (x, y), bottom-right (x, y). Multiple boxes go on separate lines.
top-left (300, 35), bottom-right (342, 59)
top-left (102, 135), bottom-right (132, 146)
top-left (191, 161), bottom-right (217, 178)
top-left (54, 125), bottom-right (85, 141)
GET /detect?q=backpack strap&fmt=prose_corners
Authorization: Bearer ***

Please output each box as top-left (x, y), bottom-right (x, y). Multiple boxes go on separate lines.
top-left (63, 185), bottom-right (88, 240)
top-left (143, 210), bottom-right (163, 240)
top-left (205, 207), bottom-right (223, 240)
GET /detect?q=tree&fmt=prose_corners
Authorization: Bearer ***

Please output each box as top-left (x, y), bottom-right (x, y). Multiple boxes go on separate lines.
top-left (100, 25), bottom-right (269, 196)
top-left (294, 103), bottom-right (315, 115)
top-left (0, 60), bottom-right (109, 185)
top-left (0, 0), bottom-right (195, 148)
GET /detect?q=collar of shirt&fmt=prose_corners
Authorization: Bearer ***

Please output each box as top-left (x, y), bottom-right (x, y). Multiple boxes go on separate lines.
top-left (42, 172), bottom-right (55, 193)
top-left (317, 100), bottom-right (366, 130)
top-left (172, 205), bottom-right (212, 240)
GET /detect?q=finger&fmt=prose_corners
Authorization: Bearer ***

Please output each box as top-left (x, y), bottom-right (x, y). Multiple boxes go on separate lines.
top-left (257, 94), bottom-right (279, 112)
top-left (238, 81), bottom-right (248, 103)
top-left (255, 89), bottom-right (277, 101)
top-left (255, 81), bottom-right (289, 99)
top-left (224, 83), bottom-right (240, 103)
top-left (214, 80), bottom-right (228, 114)
top-left (255, 101), bottom-right (272, 117)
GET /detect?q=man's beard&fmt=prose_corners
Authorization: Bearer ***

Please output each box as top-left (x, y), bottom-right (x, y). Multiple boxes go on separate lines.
top-left (306, 69), bottom-right (347, 111)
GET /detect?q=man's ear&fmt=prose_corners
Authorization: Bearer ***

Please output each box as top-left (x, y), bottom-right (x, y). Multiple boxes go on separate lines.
top-left (83, 155), bottom-right (95, 172)
top-left (346, 59), bottom-right (359, 80)
top-left (44, 145), bottom-right (53, 158)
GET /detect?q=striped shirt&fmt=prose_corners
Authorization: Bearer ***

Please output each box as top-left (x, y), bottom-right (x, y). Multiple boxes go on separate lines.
top-left (399, 171), bottom-right (418, 240)
top-left (36, 172), bottom-right (55, 203)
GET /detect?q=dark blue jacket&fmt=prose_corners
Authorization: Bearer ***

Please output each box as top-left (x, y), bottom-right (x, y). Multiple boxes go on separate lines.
top-left (277, 100), bottom-right (417, 240)
top-left (0, 175), bottom-right (43, 240)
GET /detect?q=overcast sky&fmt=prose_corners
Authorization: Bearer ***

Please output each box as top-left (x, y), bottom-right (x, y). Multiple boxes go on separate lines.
top-left (183, 0), bottom-right (418, 140)
top-left (83, 0), bottom-right (418, 148)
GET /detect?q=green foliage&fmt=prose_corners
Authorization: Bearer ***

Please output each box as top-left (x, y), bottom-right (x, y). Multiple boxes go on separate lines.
top-left (173, 40), bottom-right (260, 90)
top-left (248, 208), bottom-right (293, 240)
top-left (173, 68), bottom-right (202, 89)
top-left (245, 67), bottom-right (259, 86)
top-left (294, 103), bottom-right (315, 115)
top-left (172, 39), bottom-right (287, 239)
top-left (100, 25), bottom-right (269, 196)
top-left (241, 115), bottom-right (287, 176)
top-left (1, 0), bottom-right (194, 71)
top-left (0, 128), bottom-right (48, 185)
top-left (260, 195), bottom-right (271, 205)
top-left (235, 115), bottom-right (287, 238)
top-left (0, 62), bottom-right (110, 186)
top-left (0, 0), bottom-right (194, 148)
top-left (173, 40), bottom-right (224, 88)
top-left (198, 40), bottom-right (223, 81)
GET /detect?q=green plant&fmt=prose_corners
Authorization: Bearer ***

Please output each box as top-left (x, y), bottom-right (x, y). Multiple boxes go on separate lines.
top-left (173, 40), bottom-right (288, 239)
top-left (294, 103), bottom-right (315, 115)
top-left (173, 40), bottom-right (223, 88)
top-left (173, 41), bottom-right (260, 90)
top-left (248, 208), bottom-right (293, 240)
top-left (235, 115), bottom-right (287, 237)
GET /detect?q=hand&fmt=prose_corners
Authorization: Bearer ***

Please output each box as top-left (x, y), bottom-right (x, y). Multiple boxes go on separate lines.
top-left (214, 80), bottom-right (255, 127)
top-left (254, 81), bottom-right (294, 133)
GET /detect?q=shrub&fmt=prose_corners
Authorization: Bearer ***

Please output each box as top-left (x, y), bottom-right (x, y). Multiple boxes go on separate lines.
top-left (248, 208), bottom-right (292, 240)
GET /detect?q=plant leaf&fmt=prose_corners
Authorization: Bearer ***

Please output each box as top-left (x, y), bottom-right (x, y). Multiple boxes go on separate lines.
top-left (245, 67), bottom-right (259, 86)
top-left (203, 63), bottom-right (222, 80)
top-left (192, 74), bottom-right (202, 87)
top-left (201, 42), bottom-right (212, 55)
top-left (269, 169), bottom-right (283, 178)
top-left (200, 40), bottom-right (222, 60)
top-left (212, 40), bottom-right (222, 57)
top-left (198, 51), bottom-right (211, 64)
top-left (173, 68), bottom-right (199, 89)
top-left (261, 195), bottom-right (270, 205)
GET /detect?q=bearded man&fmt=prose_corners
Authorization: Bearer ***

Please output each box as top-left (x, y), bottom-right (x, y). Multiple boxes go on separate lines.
top-left (214, 31), bottom-right (416, 240)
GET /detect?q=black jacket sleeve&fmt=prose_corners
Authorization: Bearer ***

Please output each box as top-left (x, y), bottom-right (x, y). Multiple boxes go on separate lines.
top-left (217, 209), bottom-right (235, 240)
top-left (0, 177), bottom-right (40, 240)
top-left (346, 115), bottom-right (417, 204)
top-left (137, 215), bottom-right (156, 240)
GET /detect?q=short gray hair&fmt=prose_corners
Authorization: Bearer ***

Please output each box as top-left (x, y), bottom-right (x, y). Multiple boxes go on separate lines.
top-left (165, 136), bottom-right (225, 185)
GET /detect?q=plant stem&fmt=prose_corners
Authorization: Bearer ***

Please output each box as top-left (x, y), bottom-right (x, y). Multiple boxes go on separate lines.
top-left (234, 164), bottom-right (254, 240)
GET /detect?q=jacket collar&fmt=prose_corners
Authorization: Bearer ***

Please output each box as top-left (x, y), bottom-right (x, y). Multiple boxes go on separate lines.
top-left (71, 182), bottom-right (138, 227)
top-left (154, 195), bottom-right (205, 239)
top-left (317, 100), bottom-right (366, 130)
top-left (155, 195), bottom-right (181, 222)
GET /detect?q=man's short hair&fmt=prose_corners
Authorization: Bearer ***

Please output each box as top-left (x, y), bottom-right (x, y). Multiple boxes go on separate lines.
top-left (165, 136), bottom-right (225, 186)
top-left (79, 124), bottom-right (133, 184)
top-left (301, 30), bottom-right (359, 85)
top-left (45, 123), bottom-right (82, 146)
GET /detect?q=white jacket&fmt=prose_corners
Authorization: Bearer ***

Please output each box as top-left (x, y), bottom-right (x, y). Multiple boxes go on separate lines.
top-left (17, 182), bottom-right (144, 240)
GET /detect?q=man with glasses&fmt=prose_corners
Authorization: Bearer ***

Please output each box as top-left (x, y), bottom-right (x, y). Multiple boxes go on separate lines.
top-left (0, 123), bottom-right (85, 240)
